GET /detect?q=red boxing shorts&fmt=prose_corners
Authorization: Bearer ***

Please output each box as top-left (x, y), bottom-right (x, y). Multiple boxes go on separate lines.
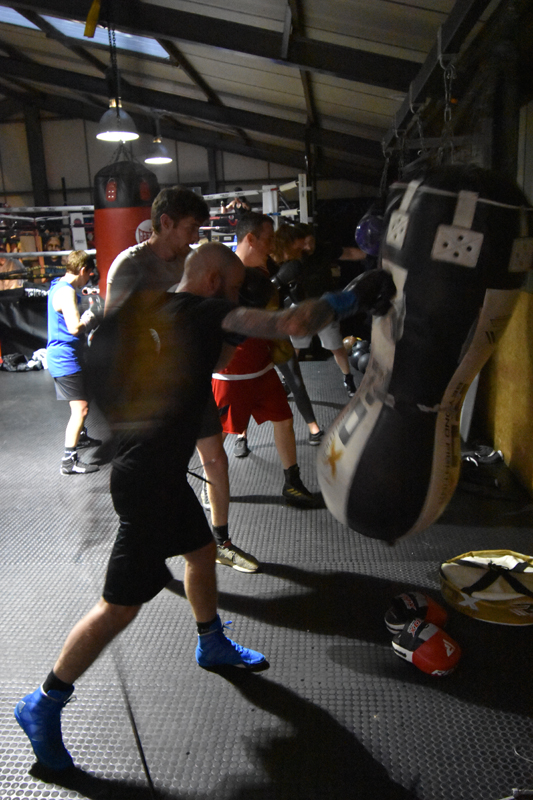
top-left (212, 367), bottom-right (292, 434)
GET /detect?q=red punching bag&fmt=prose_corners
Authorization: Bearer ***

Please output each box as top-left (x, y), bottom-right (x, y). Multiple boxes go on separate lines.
top-left (94, 153), bottom-right (160, 296)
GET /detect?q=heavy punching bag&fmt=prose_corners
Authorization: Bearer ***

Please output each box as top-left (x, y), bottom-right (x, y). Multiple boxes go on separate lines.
top-left (317, 165), bottom-right (533, 543)
top-left (94, 156), bottom-right (160, 296)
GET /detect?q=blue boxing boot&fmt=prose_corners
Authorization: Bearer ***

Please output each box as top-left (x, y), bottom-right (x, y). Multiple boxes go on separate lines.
top-left (14, 686), bottom-right (74, 770)
top-left (196, 615), bottom-right (267, 670)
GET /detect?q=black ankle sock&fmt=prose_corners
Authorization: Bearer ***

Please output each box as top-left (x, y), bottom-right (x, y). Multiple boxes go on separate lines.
top-left (212, 524), bottom-right (229, 547)
top-left (197, 616), bottom-right (218, 635)
top-left (63, 448), bottom-right (76, 459)
top-left (43, 670), bottom-right (74, 695)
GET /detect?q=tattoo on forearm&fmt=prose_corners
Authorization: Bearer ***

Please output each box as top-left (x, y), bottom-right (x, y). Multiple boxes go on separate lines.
top-left (222, 299), bottom-right (335, 339)
top-left (291, 300), bottom-right (335, 334)
top-left (222, 307), bottom-right (280, 338)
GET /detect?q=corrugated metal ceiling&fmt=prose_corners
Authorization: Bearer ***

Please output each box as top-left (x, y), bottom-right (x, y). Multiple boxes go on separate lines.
top-left (0, 0), bottom-right (508, 186)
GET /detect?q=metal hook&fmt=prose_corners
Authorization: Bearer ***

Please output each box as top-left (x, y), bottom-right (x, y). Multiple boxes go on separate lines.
top-left (437, 26), bottom-right (458, 70)
top-left (437, 27), bottom-right (444, 68)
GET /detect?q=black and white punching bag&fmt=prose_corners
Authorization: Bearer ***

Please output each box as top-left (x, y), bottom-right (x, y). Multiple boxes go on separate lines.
top-left (317, 165), bottom-right (533, 543)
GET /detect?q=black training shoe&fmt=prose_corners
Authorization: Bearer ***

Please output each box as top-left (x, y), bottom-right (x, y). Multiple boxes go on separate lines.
top-left (282, 465), bottom-right (324, 509)
top-left (233, 436), bottom-right (251, 458)
top-left (77, 429), bottom-right (102, 449)
top-left (60, 453), bottom-right (99, 475)
top-left (308, 430), bottom-right (324, 446)
top-left (343, 373), bottom-right (356, 397)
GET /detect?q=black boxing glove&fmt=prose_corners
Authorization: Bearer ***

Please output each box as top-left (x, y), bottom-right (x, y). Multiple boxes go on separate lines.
top-left (384, 592), bottom-right (448, 634)
top-left (239, 267), bottom-right (275, 309)
top-left (321, 268), bottom-right (396, 321)
top-left (271, 259), bottom-right (304, 290)
top-left (343, 268), bottom-right (396, 316)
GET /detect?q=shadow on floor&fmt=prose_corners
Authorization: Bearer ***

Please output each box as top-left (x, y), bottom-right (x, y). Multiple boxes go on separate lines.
top-left (229, 493), bottom-right (288, 506)
top-left (28, 671), bottom-right (417, 800)
top-left (213, 670), bottom-right (417, 800)
top-left (168, 562), bottom-right (533, 719)
top-left (167, 565), bottom-right (398, 642)
top-left (29, 763), bottom-right (178, 800)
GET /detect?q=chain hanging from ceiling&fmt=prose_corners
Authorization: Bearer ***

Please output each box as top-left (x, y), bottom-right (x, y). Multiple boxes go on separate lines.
top-left (437, 58), bottom-right (457, 165)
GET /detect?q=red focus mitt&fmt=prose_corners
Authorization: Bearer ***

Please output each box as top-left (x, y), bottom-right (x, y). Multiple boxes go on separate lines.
top-left (392, 618), bottom-right (461, 676)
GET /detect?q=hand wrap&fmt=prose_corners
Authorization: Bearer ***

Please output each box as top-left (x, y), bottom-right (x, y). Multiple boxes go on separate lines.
top-left (320, 291), bottom-right (359, 320)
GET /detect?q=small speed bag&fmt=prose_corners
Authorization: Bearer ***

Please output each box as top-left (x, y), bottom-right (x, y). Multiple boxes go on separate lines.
top-left (317, 164), bottom-right (533, 543)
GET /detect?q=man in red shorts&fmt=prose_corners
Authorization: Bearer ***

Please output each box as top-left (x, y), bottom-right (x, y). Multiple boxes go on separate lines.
top-left (212, 213), bottom-right (321, 509)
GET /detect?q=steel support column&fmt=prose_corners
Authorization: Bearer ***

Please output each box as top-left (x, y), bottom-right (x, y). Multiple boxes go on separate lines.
top-left (23, 104), bottom-right (49, 206)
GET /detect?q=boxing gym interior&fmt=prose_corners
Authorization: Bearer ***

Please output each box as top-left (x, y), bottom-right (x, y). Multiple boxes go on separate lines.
top-left (1, 2), bottom-right (533, 799)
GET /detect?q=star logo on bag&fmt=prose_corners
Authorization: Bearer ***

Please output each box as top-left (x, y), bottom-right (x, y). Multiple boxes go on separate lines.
top-left (326, 441), bottom-right (343, 478)
top-left (457, 592), bottom-right (479, 610)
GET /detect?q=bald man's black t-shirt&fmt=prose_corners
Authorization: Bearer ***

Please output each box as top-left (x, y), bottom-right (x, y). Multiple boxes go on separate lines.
top-left (89, 291), bottom-right (240, 482)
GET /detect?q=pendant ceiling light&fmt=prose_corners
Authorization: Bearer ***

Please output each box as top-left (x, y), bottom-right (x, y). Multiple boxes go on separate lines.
top-left (96, 18), bottom-right (138, 143)
top-left (144, 115), bottom-right (172, 164)
top-left (144, 137), bottom-right (172, 164)
top-left (97, 98), bottom-right (139, 142)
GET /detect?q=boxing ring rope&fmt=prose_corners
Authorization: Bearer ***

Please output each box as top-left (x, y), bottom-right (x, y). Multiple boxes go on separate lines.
top-left (0, 175), bottom-right (312, 262)
top-left (0, 205), bottom-right (96, 269)
top-left (0, 175), bottom-right (310, 234)
top-left (3, 250), bottom-right (96, 258)
top-left (203, 173), bottom-right (311, 225)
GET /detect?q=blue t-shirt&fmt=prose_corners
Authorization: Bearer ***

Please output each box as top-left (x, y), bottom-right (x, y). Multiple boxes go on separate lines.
top-left (47, 277), bottom-right (83, 378)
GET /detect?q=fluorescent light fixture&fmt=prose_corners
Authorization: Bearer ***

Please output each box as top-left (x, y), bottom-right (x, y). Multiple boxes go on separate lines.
top-left (96, 99), bottom-right (139, 142)
top-left (144, 137), bottom-right (172, 165)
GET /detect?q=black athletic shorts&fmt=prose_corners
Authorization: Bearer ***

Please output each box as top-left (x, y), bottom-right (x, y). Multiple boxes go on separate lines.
top-left (197, 391), bottom-right (223, 440)
top-left (103, 467), bottom-right (214, 606)
top-left (53, 372), bottom-right (88, 402)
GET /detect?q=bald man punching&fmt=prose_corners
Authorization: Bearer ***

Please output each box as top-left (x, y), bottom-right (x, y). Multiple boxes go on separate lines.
top-left (15, 242), bottom-right (394, 771)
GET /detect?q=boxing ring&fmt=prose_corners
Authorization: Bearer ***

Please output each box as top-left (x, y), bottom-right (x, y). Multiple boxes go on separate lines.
top-left (0, 178), bottom-right (310, 360)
